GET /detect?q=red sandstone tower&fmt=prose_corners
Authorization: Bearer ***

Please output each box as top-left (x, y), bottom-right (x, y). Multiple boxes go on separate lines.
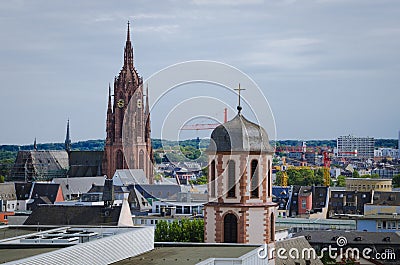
top-left (102, 22), bottom-right (153, 182)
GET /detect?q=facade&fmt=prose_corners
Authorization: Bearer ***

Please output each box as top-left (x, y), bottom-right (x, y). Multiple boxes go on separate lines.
top-left (102, 23), bottom-right (153, 182)
top-left (272, 186), bottom-right (292, 218)
top-left (336, 135), bottom-right (374, 159)
top-left (328, 190), bottom-right (372, 216)
top-left (345, 177), bottom-right (392, 192)
top-left (357, 215), bottom-right (400, 232)
top-left (204, 106), bottom-right (276, 244)
top-left (371, 167), bottom-right (400, 179)
top-left (289, 186), bottom-right (329, 218)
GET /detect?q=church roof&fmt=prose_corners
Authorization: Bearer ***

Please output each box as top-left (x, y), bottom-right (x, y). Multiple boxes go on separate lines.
top-left (24, 204), bottom-right (121, 226)
top-left (207, 114), bottom-right (274, 153)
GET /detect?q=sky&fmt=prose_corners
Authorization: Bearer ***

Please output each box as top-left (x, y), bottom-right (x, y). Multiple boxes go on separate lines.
top-left (0, 0), bottom-right (399, 145)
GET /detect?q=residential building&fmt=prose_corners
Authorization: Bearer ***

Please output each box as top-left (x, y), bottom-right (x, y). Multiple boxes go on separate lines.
top-left (0, 183), bottom-right (17, 212)
top-left (336, 135), bottom-right (374, 159)
top-left (371, 167), bottom-right (400, 179)
top-left (356, 191), bottom-right (400, 232)
top-left (272, 186), bottom-right (292, 218)
top-left (345, 177), bottom-right (392, 192)
top-left (289, 186), bottom-right (329, 218)
top-left (328, 190), bottom-right (372, 216)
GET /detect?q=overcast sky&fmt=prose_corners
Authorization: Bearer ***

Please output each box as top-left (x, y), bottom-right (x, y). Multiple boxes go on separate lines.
top-left (1, 0), bottom-right (399, 145)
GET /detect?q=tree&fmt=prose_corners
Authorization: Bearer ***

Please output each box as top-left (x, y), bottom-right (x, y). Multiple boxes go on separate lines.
top-left (154, 219), bottom-right (204, 242)
top-left (393, 174), bottom-right (400, 188)
top-left (336, 175), bottom-right (346, 187)
top-left (275, 168), bottom-right (324, 186)
top-left (352, 170), bottom-right (360, 178)
top-left (190, 175), bottom-right (207, 185)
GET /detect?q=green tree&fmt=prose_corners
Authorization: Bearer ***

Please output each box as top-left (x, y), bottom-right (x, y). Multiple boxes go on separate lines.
top-left (352, 170), bottom-right (360, 178)
top-left (336, 175), bottom-right (346, 187)
top-left (393, 174), bottom-right (400, 188)
top-left (154, 219), bottom-right (204, 242)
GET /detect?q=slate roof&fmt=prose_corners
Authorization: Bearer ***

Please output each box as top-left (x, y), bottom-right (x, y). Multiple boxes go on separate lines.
top-left (0, 183), bottom-right (17, 201)
top-left (207, 114), bottom-right (274, 153)
top-left (113, 169), bottom-right (149, 186)
top-left (371, 191), bottom-right (400, 206)
top-left (14, 182), bottom-right (33, 200)
top-left (295, 230), bottom-right (400, 264)
top-left (24, 205), bottom-right (122, 225)
top-left (275, 236), bottom-right (324, 265)
top-left (295, 230), bottom-right (400, 246)
top-left (10, 151), bottom-right (69, 181)
top-left (272, 186), bottom-right (292, 210)
top-left (53, 176), bottom-right (105, 199)
top-left (27, 183), bottom-right (62, 211)
top-left (68, 151), bottom-right (103, 177)
top-left (134, 184), bottom-right (181, 200)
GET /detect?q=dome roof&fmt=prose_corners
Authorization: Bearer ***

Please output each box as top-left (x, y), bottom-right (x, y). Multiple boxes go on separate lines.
top-left (207, 114), bottom-right (274, 153)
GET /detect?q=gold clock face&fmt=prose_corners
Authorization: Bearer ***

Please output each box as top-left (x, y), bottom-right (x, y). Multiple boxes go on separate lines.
top-left (117, 99), bottom-right (125, 108)
top-left (137, 99), bottom-right (142, 108)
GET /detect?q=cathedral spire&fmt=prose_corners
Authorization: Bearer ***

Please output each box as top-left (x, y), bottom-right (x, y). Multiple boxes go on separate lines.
top-left (124, 21), bottom-right (134, 69)
top-left (33, 138), bottom-right (37, 151)
top-left (65, 120), bottom-right (71, 153)
top-left (107, 83), bottom-right (112, 113)
top-left (127, 20), bottom-right (131, 42)
top-left (145, 84), bottom-right (150, 116)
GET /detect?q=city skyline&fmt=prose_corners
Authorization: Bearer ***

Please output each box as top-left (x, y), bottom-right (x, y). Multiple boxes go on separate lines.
top-left (1, 0), bottom-right (400, 144)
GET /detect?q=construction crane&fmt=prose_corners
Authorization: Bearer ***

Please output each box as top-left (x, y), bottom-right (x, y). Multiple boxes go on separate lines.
top-left (278, 144), bottom-right (332, 187)
top-left (280, 157), bottom-right (289, 187)
top-left (323, 151), bottom-right (331, 187)
top-left (180, 108), bottom-right (228, 131)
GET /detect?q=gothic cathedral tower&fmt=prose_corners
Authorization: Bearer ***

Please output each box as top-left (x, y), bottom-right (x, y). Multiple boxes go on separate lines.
top-left (204, 101), bottom-right (277, 246)
top-left (102, 22), bottom-right (153, 182)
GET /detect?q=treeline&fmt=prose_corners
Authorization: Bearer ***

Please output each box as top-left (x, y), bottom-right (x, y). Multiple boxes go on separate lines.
top-left (1, 138), bottom-right (397, 153)
top-left (0, 139), bottom-right (105, 153)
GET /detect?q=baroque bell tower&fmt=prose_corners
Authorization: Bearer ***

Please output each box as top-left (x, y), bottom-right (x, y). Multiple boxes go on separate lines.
top-left (102, 22), bottom-right (154, 182)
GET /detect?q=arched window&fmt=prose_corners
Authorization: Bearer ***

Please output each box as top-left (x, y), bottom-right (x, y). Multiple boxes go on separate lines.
top-left (268, 160), bottom-right (271, 198)
top-left (116, 150), bottom-right (124, 170)
top-left (224, 213), bottom-right (238, 243)
top-left (270, 212), bottom-right (275, 242)
top-left (211, 160), bottom-right (216, 197)
top-left (227, 160), bottom-right (236, 198)
top-left (251, 160), bottom-right (259, 198)
top-left (139, 150), bottom-right (144, 169)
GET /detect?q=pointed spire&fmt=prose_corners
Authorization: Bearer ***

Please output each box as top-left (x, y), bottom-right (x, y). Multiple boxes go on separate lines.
top-left (107, 83), bottom-right (112, 113)
top-left (127, 20), bottom-right (131, 42)
top-left (124, 21), bottom-right (134, 69)
top-left (65, 119), bottom-right (71, 153)
top-left (33, 138), bottom-right (37, 151)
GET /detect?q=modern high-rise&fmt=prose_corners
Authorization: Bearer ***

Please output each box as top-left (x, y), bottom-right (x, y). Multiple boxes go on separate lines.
top-left (336, 135), bottom-right (374, 159)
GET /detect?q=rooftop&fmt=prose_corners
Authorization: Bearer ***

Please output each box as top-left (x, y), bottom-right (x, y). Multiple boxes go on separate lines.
top-left (115, 244), bottom-right (258, 265)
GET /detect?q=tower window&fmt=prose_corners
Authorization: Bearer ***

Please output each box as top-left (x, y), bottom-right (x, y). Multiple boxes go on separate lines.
top-left (227, 160), bottom-right (236, 198)
top-left (251, 160), bottom-right (259, 198)
top-left (211, 160), bottom-right (216, 197)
